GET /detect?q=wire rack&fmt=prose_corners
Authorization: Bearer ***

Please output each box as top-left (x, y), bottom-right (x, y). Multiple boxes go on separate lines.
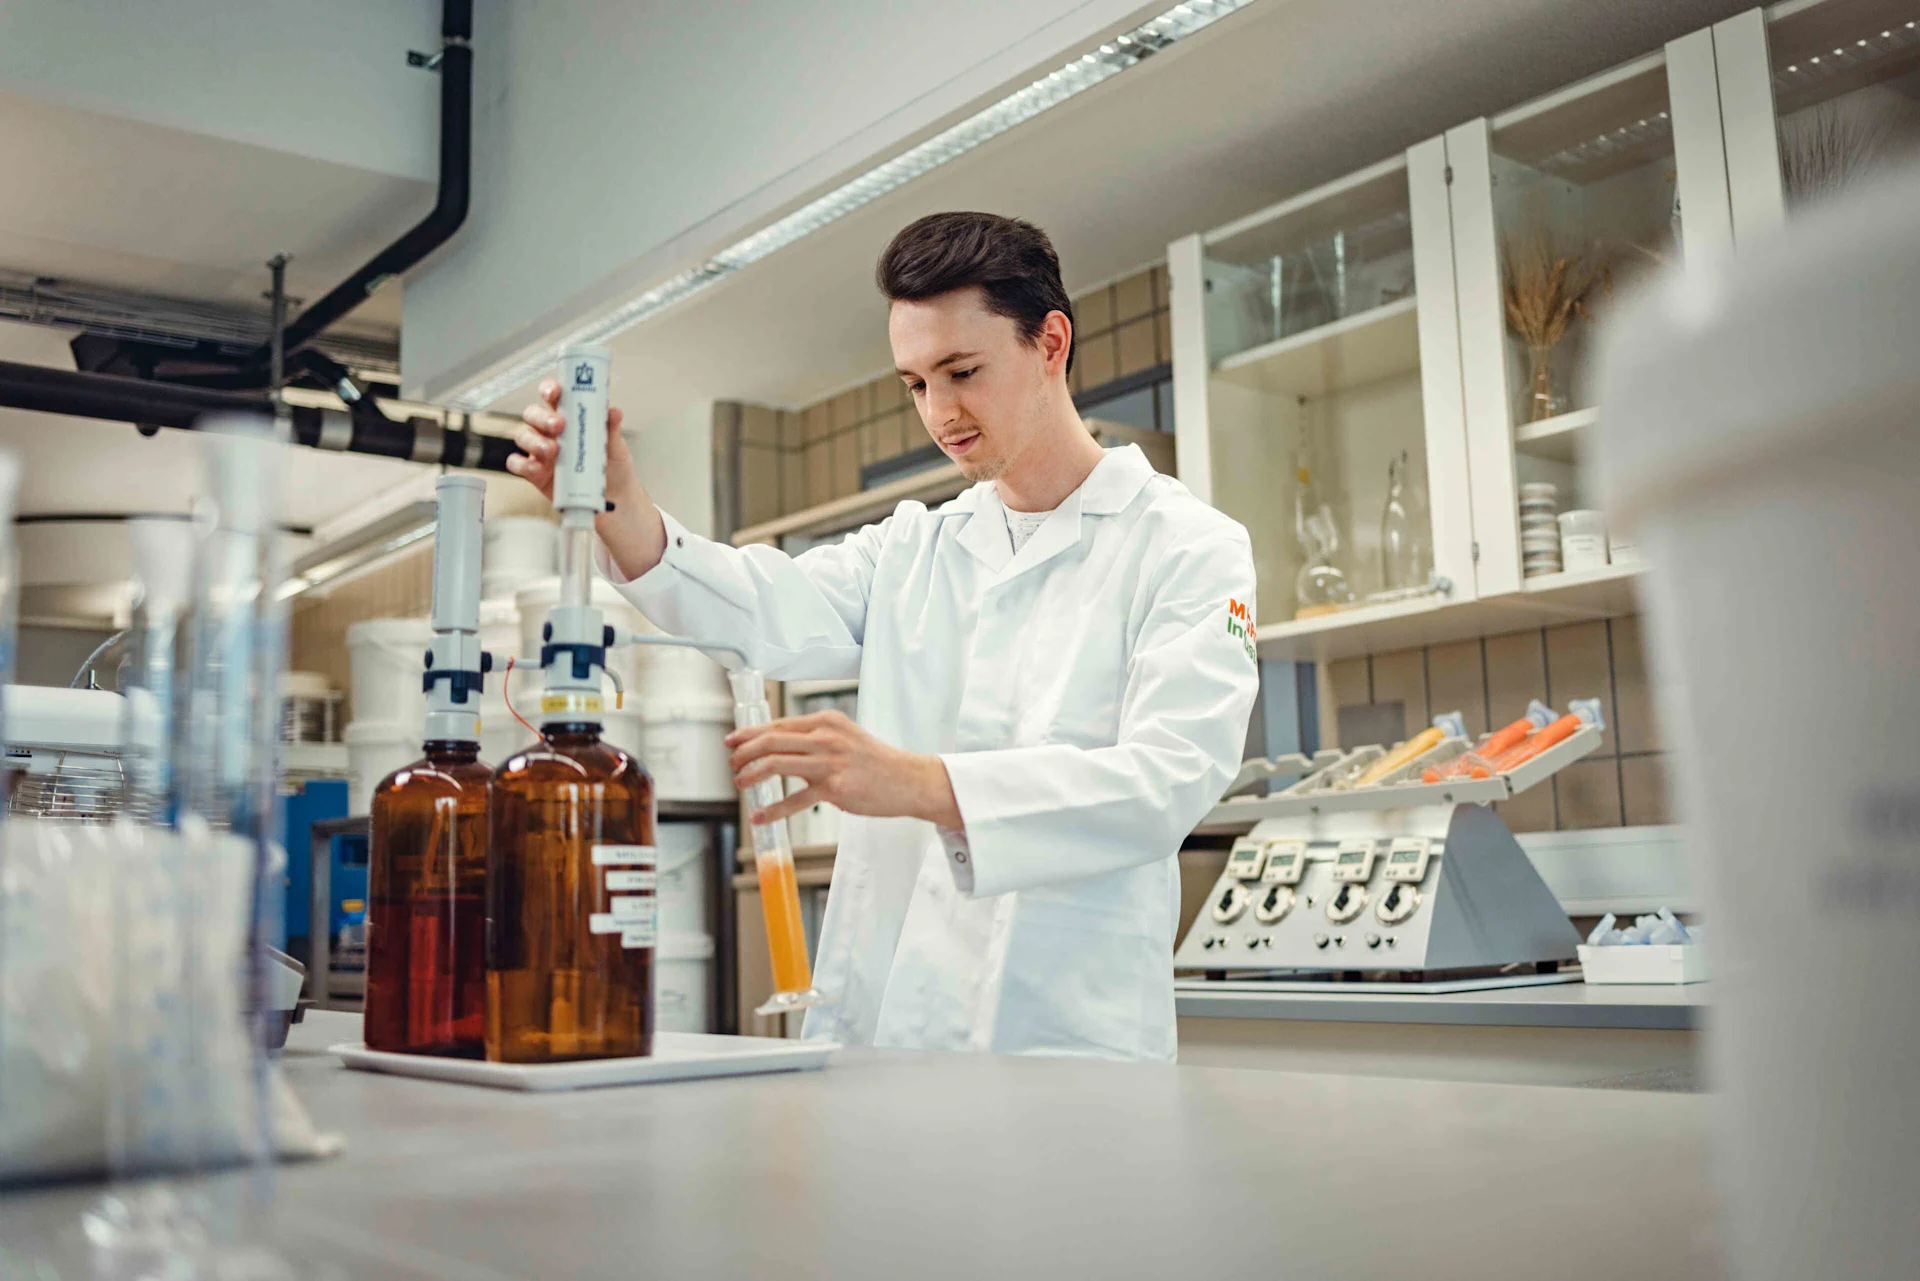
top-left (8, 752), bottom-right (131, 824)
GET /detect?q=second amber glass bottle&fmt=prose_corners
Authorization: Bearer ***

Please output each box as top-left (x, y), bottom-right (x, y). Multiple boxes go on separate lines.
top-left (365, 743), bottom-right (491, 1056)
top-left (486, 722), bottom-right (655, 1062)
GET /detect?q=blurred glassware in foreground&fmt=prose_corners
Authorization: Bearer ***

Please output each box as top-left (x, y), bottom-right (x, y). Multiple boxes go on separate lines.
top-left (1596, 158), bottom-right (1920, 1281)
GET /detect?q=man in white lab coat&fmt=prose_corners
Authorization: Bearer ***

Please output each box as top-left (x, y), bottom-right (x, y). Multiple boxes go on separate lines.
top-left (510, 212), bottom-right (1259, 1061)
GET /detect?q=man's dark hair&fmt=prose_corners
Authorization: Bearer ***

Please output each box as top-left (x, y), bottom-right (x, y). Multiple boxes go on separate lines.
top-left (876, 212), bottom-right (1075, 375)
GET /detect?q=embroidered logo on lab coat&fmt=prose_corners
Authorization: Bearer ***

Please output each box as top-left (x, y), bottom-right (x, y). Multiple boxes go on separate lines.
top-left (1227, 598), bottom-right (1257, 662)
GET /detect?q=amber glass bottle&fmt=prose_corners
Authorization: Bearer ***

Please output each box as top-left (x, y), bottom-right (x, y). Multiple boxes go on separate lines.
top-left (364, 742), bottom-right (492, 1057)
top-left (486, 722), bottom-right (656, 1062)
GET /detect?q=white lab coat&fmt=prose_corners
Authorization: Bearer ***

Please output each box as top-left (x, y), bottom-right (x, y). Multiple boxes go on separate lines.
top-left (605, 444), bottom-right (1258, 1061)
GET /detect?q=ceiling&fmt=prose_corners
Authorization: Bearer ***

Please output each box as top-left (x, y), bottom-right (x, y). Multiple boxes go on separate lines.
top-left (483, 0), bottom-right (1757, 423)
top-left (0, 0), bottom-right (1759, 581)
top-left (0, 86), bottom-right (433, 335)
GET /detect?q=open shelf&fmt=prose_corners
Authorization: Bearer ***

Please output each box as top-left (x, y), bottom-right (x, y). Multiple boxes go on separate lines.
top-left (783, 677), bottom-right (859, 699)
top-left (1213, 296), bottom-right (1419, 399)
top-left (1257, 562), bottom-right (1645, 662)
top-left (1520, 560), bottom-right (1643, 612)
top-left (1514, 405), bottom-right (1598, 463)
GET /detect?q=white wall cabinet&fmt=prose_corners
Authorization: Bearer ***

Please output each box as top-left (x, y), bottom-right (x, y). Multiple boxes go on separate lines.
top-left (1170, 5), bottom-right (1867, 662)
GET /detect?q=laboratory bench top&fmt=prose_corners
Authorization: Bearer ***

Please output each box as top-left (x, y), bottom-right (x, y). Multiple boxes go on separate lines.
top-left (0, 1010), bottom-right (1724, 1280)
top-left (1176, 978), bottom-right (1706, 1031)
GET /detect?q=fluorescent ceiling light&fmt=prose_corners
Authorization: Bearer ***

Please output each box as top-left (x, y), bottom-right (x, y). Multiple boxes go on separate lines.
top-left (449, 0), bottom-right (1255, 410)
top-left (277, 500), bottom-right (438, 600)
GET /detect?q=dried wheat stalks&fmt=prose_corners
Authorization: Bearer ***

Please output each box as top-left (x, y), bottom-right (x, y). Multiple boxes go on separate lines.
top-left (1502, 232), bottom-right (1608, 348)
top-left (1781, 86), bottom-right (1920, 207)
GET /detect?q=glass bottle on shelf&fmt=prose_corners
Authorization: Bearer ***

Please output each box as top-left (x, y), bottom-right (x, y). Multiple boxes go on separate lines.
top-left (486, 719), bottom-right (655, 1063)
top-left (365, 742), bottom-right (490, 1057)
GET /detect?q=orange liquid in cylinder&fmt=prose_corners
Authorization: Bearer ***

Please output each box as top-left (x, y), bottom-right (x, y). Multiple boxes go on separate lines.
top-left (757, 854), bottom-right (812, 993)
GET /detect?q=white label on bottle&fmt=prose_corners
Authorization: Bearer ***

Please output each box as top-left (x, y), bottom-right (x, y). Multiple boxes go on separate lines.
top-left (591, 844), bottom-right (656, 867)
top-left (588, 913), bottom-right (622, 935)
top-left (609, 895), bottom-right (654, 923)
top-left (605, 869), bottom-right (657, 891)
top-left (620, 924), bottom-right (656, 949)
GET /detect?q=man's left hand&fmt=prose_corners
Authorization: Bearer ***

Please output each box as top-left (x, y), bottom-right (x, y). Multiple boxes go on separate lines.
top-left (727, 710), bottom-right (962, 829)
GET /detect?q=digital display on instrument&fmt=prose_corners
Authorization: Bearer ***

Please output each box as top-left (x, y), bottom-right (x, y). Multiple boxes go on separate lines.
top-left (1338, 851), bottom-right (1364, 866)
top-left (1390, 849), bottom-right (1420, 864)
top-left (1269, 854), bottom-right (1296, 868)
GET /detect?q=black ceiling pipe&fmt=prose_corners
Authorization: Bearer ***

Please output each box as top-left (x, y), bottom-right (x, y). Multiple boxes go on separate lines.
top-left (251, 0), bottom-right (472, 368)
top-left (0, 360), bottom-right (519, 474)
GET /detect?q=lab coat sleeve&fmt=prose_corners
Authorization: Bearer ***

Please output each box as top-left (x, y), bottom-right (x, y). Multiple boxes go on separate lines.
top-left (939, 530), bottom-right (1260, 898)
top-left (595, 509), bottom-right (885, 680)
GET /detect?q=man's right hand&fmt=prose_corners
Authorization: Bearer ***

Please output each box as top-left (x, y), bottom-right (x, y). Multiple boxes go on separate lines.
top-left (510, 378), bottom-right (670, 580)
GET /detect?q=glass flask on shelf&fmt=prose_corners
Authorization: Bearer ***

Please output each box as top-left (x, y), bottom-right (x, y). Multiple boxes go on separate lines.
top-left (1379, 450), bottom-right (1431, 591)
top-left (486, 719), bottom-right (655, 1063)
top-left (1293, 462), bottom-right (1353, 616)
top-left (364, 742), bottom-right (491, 1057)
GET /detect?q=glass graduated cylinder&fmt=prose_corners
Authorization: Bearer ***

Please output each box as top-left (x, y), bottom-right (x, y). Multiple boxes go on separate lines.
top-left (731, 674), bottom-right (827, 1017)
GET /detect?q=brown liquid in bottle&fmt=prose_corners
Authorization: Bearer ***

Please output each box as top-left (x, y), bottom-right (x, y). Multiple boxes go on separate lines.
top-left (486, 722), bottom-right (655, 1062)
top-left (364, 742), bottom-right (491, 1057)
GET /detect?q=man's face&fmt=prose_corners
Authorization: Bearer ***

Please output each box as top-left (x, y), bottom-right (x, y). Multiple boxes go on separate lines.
top-left (890, 287), bottom-right (1059, 483)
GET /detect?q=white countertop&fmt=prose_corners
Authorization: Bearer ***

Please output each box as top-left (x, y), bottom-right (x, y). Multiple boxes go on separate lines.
top-left (1176, 979), bottom-right (1705, 1030)
top-left (0, 1010), bottom-right (1724, 1279)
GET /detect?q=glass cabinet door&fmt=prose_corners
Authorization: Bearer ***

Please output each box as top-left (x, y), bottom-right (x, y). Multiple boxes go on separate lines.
top-left (1448, 37), bottom-right (1729, 597)
top-left (1173, 149), bottom-right (1473, 635)
top-left (1759, 0), bottom-right (1920, 212)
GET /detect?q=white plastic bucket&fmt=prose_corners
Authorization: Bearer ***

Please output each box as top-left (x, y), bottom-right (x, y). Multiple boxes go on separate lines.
top-left (654, 821), bottom-right (712, 937)
top-left (478, 689), bottom-right (538, 769)
top-left (482, 516), bottom-right (556, 601)
top-left (346, 618), bottom-right (431, 728)
top-left (477, 596), bottom-right (521, 665)
top-left (343, 720), bottom-right (420, 815)
top-left (1595, 170), bottom-right (1920, 1281)
top-left (630, 632), bottom-right (732, 707)
top-left (653, 933), bottom-right (714, 1034)
top-left (635, 695), bottom-right (734, 801)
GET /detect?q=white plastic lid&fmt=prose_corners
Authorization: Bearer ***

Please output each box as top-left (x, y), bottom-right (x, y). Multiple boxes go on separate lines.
top-left (1595, 164), bottom-right (1920, 528)
top-left (5, 685), bottom-right (125, 752)
top-left (283, 671), bottom-right (337, 699)
top-left (346, 616), bottom-right (432, 644)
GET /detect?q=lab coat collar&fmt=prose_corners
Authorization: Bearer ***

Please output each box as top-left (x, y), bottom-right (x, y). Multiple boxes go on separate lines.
top-left (950, 445), bottom-right (1157, 576)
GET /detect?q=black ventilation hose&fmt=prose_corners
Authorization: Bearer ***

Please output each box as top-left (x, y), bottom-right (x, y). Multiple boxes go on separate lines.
top-left (0, 360), bottom-right (521, 473)
top-left (255, 0), bottom-right (472, 366)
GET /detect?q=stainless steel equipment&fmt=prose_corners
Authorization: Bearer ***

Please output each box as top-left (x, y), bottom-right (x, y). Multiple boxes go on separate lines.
top-left (1177, 724), bottom-right (1601, 991)
top-left (5, 685), bottom-right (129, 823)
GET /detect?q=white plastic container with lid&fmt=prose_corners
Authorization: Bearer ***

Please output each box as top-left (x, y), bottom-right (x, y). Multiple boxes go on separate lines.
top-left (1594, 163), bottom-right (1920, 1281)
top-left (653, 822), bottom-right (713, 936)
top-left (345, 617), bottom-right (431, 729)
top-left (342, 720), bottom-right (421, 815)
top-left (477, 596), bottom-right (521, 665)
top-left (634, 693), bottom-right (735, 801)
top-left (481, 515), bottom-right (557, 601)
top-left (652, 933), bottom-right (714, 1034)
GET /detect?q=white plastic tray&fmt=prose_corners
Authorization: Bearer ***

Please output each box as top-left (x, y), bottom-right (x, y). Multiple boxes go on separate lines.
top-left (333, 1032), bottom-right (838, 1092)
top-left (1577, 943), bottom-right (1709, 985)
